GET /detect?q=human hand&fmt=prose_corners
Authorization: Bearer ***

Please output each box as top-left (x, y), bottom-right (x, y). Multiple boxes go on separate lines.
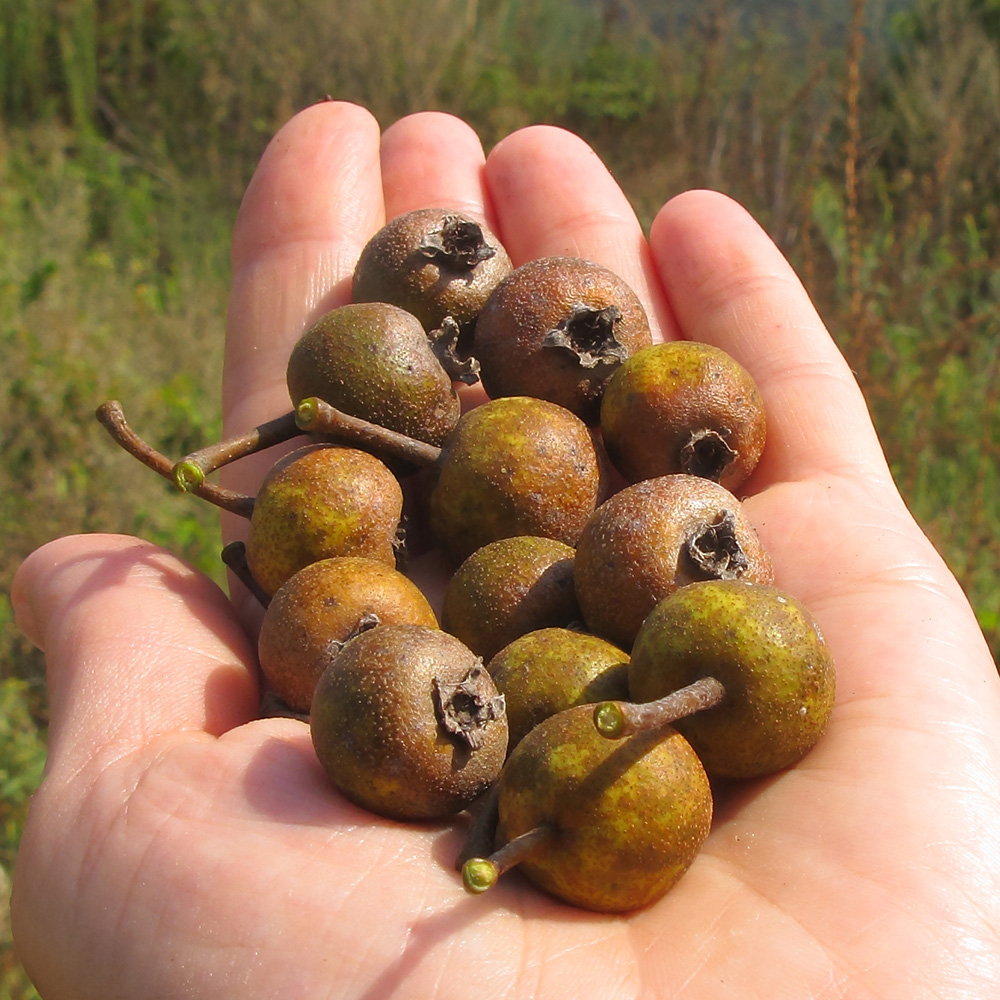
top-left (11, 101), bottom-right (1000, 999)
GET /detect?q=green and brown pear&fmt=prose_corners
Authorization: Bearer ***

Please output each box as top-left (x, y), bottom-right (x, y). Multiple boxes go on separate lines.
top-left (257, 556), bottom-right (438, 713)
top-left (628, 580), bottom-right (836, 778)
top-left (244, 444), bottom-right (403, 597)
top-left (441, 536), bottom-right (580, 660)
top-left (487, 628), bottom-right (629, 749)
top-left (286, 301), bottom-right (460, 447)
top-left (428, 396), bottom-right (602, 564)
top-left (600, 340), bottom-right (766, 490)
top-left (465, 703), bottom-right (712, 912)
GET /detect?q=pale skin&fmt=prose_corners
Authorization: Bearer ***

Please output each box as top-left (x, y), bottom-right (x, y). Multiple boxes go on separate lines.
top-left (10, 101), bottom-right (1000, 999)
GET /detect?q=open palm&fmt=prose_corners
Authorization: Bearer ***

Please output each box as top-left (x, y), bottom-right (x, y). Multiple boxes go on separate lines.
top-left (12, 102), bottom-right (1000, 999)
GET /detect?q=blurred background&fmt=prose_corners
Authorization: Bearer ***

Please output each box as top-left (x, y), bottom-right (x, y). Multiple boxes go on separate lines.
top-left (2, 0), bottom-right (998, 993)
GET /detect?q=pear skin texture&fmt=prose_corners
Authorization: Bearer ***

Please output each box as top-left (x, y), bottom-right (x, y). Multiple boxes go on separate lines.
top-left (245, 445), bottom-right (403, 597)
top-left (257, 557), bottom-right (438, 713)
top-left (429, 396), bottom-right (602, 564)
top-left (441, 536), bottom-right (579, 661)
top-left (629, 581), bottom-right (836, 778)
top-left (487, 628), bottom-right (630, 749)
top-left (310, 624), bottom-right (508, 821)
top-left (352, 208), bottom-right (513, 332)
top-left (496, 704), bottom-right (712, 912)
top-left (600, 341), bottom-right (766, 490)
top-left (574, 474), bottom-right (773, 649)
top-left (474, 256), bottom-right (652, 423)
top-left (286, 301), bottom-right (460, 446)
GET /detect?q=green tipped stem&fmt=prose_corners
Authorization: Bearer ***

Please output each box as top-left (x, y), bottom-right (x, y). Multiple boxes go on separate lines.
top-left (461, 824), bottom-right (553, 896)
top-left (462, 857), bottom-right (500, 894)
top-left (594, 676), bottom-right (727, 740)
top-left (172, 410), bottom-right (302, 491)
top-left (295, 397), bottom-right (442, 468)
top-left (220, 540), bottom-right (271, 609)
top-left (96, 401), bottom-right (255, 518)
top-left (173, 460), bottom-right (206, 492)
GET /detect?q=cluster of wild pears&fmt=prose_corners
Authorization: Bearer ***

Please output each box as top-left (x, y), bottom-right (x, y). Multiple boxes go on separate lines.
top-left (98, 206), bottom-right (835, 914)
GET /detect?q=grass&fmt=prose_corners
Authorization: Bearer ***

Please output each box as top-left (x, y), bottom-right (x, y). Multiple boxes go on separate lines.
top-left (0, 121), bottom-right (231, 997)
top-left (1, 0), bottom-right (998, 993)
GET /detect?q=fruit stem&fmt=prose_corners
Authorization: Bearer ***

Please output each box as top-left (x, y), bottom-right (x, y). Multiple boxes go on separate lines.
top-left (172, 410), bottom-right (302, 492)
top-left (220, 540), bottom-right (271, 608)
top-left (461, 824), bottom-right (553, 895)
top-left (96, 401), bottom-right (255, 518)
top-left (294, 397), bottom-right (442, 467)
top-left (455, 783), bottom-right (500, 871)
top-left (593, 676), bottom-right (727, 740)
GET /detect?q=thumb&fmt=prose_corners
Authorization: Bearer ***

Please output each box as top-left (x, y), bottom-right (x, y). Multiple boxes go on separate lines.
top-left (11, 534), bottom-right (259, 779)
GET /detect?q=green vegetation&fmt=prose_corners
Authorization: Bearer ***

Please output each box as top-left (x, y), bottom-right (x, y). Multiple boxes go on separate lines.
top-left (2, 0), bottom-right (997, 992)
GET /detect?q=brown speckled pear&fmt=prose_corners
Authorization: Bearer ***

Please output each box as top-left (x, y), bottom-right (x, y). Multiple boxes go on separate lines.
top-left (574, 474), bottom-right (773, 649)
top-left (310, 624), bottom-right (508, 821)
top-left (474, 256), bottom-right (652, 423)
top-left (352, 208), bottom-right (512, 334)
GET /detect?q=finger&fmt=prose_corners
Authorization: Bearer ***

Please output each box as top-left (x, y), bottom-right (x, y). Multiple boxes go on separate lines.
top-left (11, 535), bottom-right (259, 777)
top-left (378, 111), bottom-right (492, 224)
top-left (648, 190), bottom-right (892, 488)
top-left (484, 124), bottom-right (676, 342)
top-left (222, 101), bottom-right (385, 500)
top-left (219, 102), bottom-right (386, 625)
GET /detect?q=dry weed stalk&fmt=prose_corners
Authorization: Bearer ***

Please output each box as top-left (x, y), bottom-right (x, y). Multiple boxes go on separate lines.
top-left (844, 0), bottom-right (867, 335)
